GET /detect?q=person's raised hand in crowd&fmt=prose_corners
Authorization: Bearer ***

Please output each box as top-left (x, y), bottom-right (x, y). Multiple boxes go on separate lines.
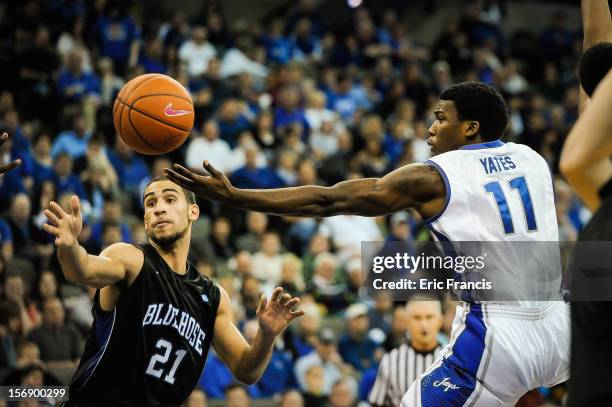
top-left (0, 133), bottom-right (21, 175)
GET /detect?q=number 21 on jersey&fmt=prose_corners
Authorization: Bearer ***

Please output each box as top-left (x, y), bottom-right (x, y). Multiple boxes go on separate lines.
top-left (484, 175), bottom-right (537, 235)
top-left (146, 338), bottom-right (187, 384)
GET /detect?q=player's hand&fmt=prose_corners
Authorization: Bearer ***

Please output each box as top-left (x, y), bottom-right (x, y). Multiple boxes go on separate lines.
top-left (0, 133), bottom-right (21, 175)
top-left (42, 195), bottom-right (83, 248)
top-left (164, 161), bottom-right (234, 201)
top-left (256, 287), bottom-right (304, 337)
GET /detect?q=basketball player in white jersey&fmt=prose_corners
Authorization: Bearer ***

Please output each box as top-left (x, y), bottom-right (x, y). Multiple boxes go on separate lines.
top-left (164, 82), bottom-right (570, 406)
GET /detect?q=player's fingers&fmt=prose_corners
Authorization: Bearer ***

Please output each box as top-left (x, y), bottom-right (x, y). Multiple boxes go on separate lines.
top-left (70, 195), bottom-right (80, 218)
top-left (164, 169), bottom-right (197, 187)
top-left (49, 201), bottom-right (66, 218)
top-left (42, 223), bottom-right (60, 236)
top-left (0, 132), bottom-right (7, 142)
top-left (278, 293), bottom-right (292, 306)
top-left (44, 209), bottom-right (61, 226)
top-left (203, 160), bottom-right (220, 177)
top-left (270, 287), bottom-right (283, 303)
top-left (172, 163), bottom-right (201, 179)
top-left (0, 159), bottom-right (21, 174)
top-left (257, 294), bottom-right (267, 313)
top-left (289, 309), bottom-right (306, 319)
top-left (285, 297), bottom-right (300, 310)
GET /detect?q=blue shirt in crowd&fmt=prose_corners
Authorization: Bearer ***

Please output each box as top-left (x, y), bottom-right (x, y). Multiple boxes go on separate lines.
top-left (93, 16), bottom-right (141, 62)
top-left (57, 69), bottom-right (100, 103)
top-left (51, 131), bottom-right (92, 160)
top-left (230, 167), bottom-right (286, 190)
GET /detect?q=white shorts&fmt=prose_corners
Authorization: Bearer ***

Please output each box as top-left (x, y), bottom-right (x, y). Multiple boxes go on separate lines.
top-left (401, 301), bottom-right (570, 406)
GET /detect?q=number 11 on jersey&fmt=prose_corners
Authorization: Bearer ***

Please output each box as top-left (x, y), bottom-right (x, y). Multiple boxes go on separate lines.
top-left (484, 175), bottom-right (537, 235)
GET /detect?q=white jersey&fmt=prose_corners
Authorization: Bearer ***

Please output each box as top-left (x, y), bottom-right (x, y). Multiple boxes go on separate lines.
top-left (425, 140), bottom-right (562, 305)
top-left (399, 140), bottom-right (570, 406)
top-left (426, 140), bottom-right (557, 241)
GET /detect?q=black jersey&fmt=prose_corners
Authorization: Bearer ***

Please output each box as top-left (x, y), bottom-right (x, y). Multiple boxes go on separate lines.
top-left (569, 179), bottom-right (612, 406)
top-left (68, 242), bottom-right (220, 407)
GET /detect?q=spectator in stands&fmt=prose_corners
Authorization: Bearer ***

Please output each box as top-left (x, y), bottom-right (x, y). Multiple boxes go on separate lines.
top-left (89, 199), bottom-right (131, 252)
top-left (91, 2), bottom-right (141, 76)
top-left (240, 275), bottom-right (263, 320)
top-left (179, 27), bottom-right (217, 78)
top-left (230, 143), bottom-right (285, 189)
top-left (31, 132), bottom-right (53, 186)
top-left (4, 273), bottom-right (40, 332)
top-left (235, 212), bottom-right (267, 254)
top-left (338, 303), bottom-right (379, 372)
top-left (328, 379), bottom-right (358, 407)
top-left (108, 135), bottom-right (150, 197)
top-left (97, 57), bottom-right (124, 106)
top-left (295, 328), bottom-right (344, 395)
top-left (217, 100), bottom-right (252, 148)
top-left (28, 298), bottom-right (81, 370)
top-left (209, 217), bottom-right (236, 261)
top-left (277, 389), bottom-right (304, 407)
top-left (51, 112), bottom-right (92, 160)
top-left (0, 217), bottom-right (13, 265)
top-left (306, 252), bottom-right (349, 313)
top-left (186, 120), bottom-right (233, 173)
top-left (302, 364), bottom-right (327, 407)
top-left (185, 388), bottom-right (208, 407)
top-left (383, 306), bottom-right (409, 352)
top-left (6, 193), bottom-right (51, 260)
top-left (56, 50), bottom-right (100, 106)
top-left (225, 384), bottom-right (252, 407)
top-left (251, 232), bottom-right (283, 285)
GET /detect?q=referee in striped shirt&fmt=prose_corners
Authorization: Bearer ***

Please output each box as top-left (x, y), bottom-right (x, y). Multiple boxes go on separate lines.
top-left (368, 298), bottom-right (444, 407)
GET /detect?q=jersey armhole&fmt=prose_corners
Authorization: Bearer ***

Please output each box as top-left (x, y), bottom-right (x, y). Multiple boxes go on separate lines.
top-left (423, 159), bottom-right (451, 225)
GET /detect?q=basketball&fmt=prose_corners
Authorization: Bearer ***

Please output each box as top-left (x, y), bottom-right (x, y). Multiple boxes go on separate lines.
top-left (113, 73), bottom-right (194, 155)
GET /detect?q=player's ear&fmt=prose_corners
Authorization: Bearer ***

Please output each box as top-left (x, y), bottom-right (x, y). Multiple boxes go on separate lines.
top-left (464, 120), bottom-right (480, 138)
top-left (188, 203), bottom-right (199, 221)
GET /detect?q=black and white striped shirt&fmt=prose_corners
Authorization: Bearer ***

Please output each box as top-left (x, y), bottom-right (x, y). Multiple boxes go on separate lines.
top-left (368, 342), bottom-right (442, 407)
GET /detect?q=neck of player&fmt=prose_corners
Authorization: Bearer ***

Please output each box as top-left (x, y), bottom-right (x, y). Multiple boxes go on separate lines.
top-left (150, 231), bottom-right (191, 275)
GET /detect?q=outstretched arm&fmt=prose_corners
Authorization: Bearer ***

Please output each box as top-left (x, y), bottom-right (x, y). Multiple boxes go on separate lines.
top-left (561, 69), bottom-right (612, 211)
top-left (164, 161), bottom-right (445, 217)
top-left (579, 0), bottom-right (612, 113)
top-left (43, 195), bottom-right (141, 287)
top-left (212, 287), bottom-right (303, 384)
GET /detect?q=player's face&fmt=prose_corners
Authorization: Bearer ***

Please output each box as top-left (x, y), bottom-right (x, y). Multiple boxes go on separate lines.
top-left (143, 180), bottom-right (199, 250)
top-left (428, 100), bottom-right (477, 155)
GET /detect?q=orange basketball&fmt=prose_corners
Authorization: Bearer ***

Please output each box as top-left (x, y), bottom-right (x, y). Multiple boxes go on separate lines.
top-left (113, 74), bottom-right (194, 155)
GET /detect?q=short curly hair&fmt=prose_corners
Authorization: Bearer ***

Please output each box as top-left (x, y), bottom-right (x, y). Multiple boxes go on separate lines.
top-left (579, 42), bottom-right (612, 97)
top-left (440, 82), bottom-right (509, 141)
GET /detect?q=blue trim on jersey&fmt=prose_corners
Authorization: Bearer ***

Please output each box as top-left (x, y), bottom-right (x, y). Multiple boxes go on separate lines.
top-left (459, 139), bottom-right (505, 150)
top-left (419, 304), bottom-right (487, 406)
top-left (423, 160), bottom-right (451, 225)
top-left (72, 307), bottom-right (116, 390)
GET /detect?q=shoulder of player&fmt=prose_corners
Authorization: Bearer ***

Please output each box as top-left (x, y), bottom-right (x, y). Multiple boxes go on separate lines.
top-left (215, 285), bottom-right (232, 317)
top-left (100, 242), bottom-right (145, 273)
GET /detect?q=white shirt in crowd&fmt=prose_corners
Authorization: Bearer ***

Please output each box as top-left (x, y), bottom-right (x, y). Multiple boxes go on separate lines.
top-left (185, 136), bottom-right (233, 173)
top-left (319, 215), bottom-right (383, 262)
top-left (178, 40), bottom-right (217, 77)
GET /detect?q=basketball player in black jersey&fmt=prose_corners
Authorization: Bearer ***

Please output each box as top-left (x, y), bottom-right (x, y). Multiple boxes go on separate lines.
top-left (42, 176), bottom-right (304, 406)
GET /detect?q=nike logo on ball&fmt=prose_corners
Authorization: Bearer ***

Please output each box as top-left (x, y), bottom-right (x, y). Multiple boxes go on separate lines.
top-left (164, 103), bottom-right (191, 117)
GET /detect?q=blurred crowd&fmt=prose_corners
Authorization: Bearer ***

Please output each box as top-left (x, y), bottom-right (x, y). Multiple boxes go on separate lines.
top-left (0, 0), bottom-right (585, 405)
